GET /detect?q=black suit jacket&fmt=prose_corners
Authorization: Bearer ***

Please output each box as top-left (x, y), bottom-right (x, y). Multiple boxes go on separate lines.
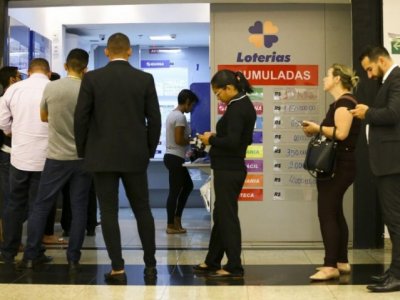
top-left (365, 66), bottom-right (400, 176)
top-left (74, 60), bottom-right (161, 172)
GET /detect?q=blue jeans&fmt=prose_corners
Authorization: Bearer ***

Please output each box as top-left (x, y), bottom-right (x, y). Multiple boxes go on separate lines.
top-left (1, 166), bottom-right (41, 260)
top-left (24, 159), bottom-right (92, 262)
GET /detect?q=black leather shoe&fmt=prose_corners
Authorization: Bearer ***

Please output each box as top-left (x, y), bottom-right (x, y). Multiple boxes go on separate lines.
top-left (0, 253), bottom-right (14, 264)
top-left (371, 270), bottom-right (390, 284)
top-left (16, 254), bottom-right (53, 270)
top-left (193, 264), bottom-right (219, 273)
top-left (68, 261), bottom-right (80, 273)
top-left (16, 259), bottom-right (34, 270)
top-left (36, 254), bottom-right (53, 264)
top-left (104, 271), bottom-right (127, 285)
top-left (367, 274), bottom-right (400, 292)
top-left (144, 266), bottom-right (157, 277)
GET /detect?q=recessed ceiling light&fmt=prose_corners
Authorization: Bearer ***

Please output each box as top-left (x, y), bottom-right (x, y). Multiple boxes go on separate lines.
top-left (149, 34), bottom-right (176, 41)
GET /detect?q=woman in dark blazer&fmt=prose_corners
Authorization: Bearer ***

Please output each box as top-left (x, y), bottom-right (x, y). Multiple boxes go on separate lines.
top-left (194, 70), bottom-right (256, 278)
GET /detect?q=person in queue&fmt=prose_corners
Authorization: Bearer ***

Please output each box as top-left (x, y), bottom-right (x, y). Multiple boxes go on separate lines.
top-left (194, 69), bottom-right (256, 278)
top-left (351, 46), bottom-right (400, 293)
top-left (302, 63), bottom-right (360, 280)
top-left (164, 89), bottom-right (199, 234)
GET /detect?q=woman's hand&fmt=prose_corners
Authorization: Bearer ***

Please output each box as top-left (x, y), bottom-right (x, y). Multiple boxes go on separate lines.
top-left (302, 120), bottom-right (319, 136)
top-left (198, 132), bottom-right (215, 145)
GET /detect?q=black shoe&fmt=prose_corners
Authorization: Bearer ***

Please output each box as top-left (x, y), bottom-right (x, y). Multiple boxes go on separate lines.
top-left (68, 261), bottom-right (80, 273)
top-left (0, 253), bottom-right (14, 264)
top-left (144, 266), bottom-right (157, 277)
top-left (367, 274), bottom-right (400, 292)
top-left (16, 259), bottom-right (34, 270)
top-left (371, 270), bottom-right (390, 284)
top-left (16, 254), bottom-right (53, 270)
top-left (36, 254), bottom-right (53, 264)
top-left (193, 264), bottom-right (219, 273)
top-left (104, 271), bottom-right (127, 285)
top-left (86, 229), bottom-right (95, 236)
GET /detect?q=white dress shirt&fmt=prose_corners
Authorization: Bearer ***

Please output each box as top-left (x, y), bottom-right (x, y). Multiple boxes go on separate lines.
top-left (0, 73), bottom-right (49, 171)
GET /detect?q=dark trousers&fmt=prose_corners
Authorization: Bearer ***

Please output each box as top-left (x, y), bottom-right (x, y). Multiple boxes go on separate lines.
top-left (205, 169), bottom-right (246, 274)
top-left (0, 150), bottom-right (10, 218)
top-left (1, 166), bottom-right (41, 260)
top-left (376, 174), bottom-right (400, 278)
top-left (93, 172), bottom-right (156, 271)
top-left (317, 158), bottom-right (355, 267)
top-left (163, 154), bottom-right (193, 224)
top-left (44, 203), bottom-right (57, 236)
top-left (24, 159), bottom-right (91, 262)
top-left (61, 180), bottom-right (98, 232)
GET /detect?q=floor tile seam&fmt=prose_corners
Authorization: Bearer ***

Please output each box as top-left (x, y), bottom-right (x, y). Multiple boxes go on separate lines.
top-left (364, 249), bottom-right (383, 264)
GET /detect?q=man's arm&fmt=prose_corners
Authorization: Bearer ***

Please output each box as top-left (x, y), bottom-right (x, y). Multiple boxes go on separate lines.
top-left (144, 75), bottom-right (161, 158)
top-left (365, 78), bottom-right (400, 125)
top-left (74, 75), bottom-right (94, 158)
top-left (0, 89), bottom-right (14, 134)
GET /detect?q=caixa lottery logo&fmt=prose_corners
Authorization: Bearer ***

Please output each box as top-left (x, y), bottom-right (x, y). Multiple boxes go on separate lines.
top-left (236, 20), bottom-right (291, 63)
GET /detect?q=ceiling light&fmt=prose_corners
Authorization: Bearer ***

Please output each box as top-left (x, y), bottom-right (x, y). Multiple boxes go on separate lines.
top-left (149, 34), bottom-right (176, 41)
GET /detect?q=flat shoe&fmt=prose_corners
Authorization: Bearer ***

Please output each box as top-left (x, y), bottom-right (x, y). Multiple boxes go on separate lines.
top-left (207, 270), bottom-right (244, 279)
top-left (337, 263), bottom-right (351, 274)
top-left (42, 236), bottom-right (68, 245)
top-left (104, 271), bottom-right (127, 285)
top-left (316, 264), bottom-right (351, 274)
top-left (193, 264), bottom-right (219, 273)
top-left (310, 269), bottom-right (340, 281)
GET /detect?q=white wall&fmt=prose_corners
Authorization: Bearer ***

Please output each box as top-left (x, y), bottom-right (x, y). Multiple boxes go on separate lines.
top-left (8, 4), bottom-right (210, 74)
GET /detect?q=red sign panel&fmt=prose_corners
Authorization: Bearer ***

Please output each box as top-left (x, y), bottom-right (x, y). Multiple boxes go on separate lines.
top-left (243, 174), bottom-right (264, 188)
top-left (238, 189), bottom-right (263, 201)
top-left (218, 64), bottom-right (318, 86)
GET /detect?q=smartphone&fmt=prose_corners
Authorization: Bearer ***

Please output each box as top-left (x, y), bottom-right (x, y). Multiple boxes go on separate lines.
top-left (293, 120), bottom-right (308, 127)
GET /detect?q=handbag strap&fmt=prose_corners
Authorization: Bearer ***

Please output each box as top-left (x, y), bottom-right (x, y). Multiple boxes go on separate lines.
top-left (319, 125), bottom-right (336, 141)
top-left (339, 94), bottom-right (358, 106)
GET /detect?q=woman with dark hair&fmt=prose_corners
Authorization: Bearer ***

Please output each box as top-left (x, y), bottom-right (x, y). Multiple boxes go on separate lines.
top-left (164, 89), bottom-right (199, 234)
top-left (302, 63), bottom-right (360, 281)
top-left (194, 69), bottom-right (256, 278)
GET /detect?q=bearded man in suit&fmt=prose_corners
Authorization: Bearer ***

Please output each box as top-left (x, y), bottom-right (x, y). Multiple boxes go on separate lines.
top-left (74, 32), bottom-right (161, 284)
top-left (352, 45), bottom-right (400, 293)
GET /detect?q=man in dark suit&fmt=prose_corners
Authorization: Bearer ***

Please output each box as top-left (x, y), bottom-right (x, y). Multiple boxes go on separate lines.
top-left (74, 33), bottom-right (161, 284)
top-left (352, 46), bottom-right (400, 293)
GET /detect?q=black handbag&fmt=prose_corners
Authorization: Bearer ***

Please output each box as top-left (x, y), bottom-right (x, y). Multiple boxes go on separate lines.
top-left (303, 126), bottom-right (337, 178)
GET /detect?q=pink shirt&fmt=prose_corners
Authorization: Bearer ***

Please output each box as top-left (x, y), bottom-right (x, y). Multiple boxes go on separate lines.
top-left (0, 73), bottom-right (49, 171)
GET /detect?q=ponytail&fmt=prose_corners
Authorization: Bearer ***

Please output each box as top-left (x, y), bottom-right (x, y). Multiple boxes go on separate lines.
top-left (211, 69), bottom-right (253, 94)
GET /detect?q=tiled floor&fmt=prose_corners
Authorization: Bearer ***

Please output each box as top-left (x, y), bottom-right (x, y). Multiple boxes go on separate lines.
top-left (0, 208), bottom-right (397, 299)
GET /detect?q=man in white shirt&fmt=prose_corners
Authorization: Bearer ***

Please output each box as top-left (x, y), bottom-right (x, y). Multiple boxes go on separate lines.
top-left (0, 58), bottom-right (52, 264)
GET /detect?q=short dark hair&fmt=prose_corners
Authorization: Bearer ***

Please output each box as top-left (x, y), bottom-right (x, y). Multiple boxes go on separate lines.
top-left (66, 48), bottom-right (89, 73)
top-left (359, 45), bottom-right (390, 62)
top-left (177, 89), bottom-right (199, 105)
top-left (28, 58), bottom-right (50, 73)
top-left (107, 33), bottom-right (131, 55)
top-left (0, 66), bottom-right (19, 92)
top-left (50, 72), bottom-right (61, 81)
top-left (211, 69), bottom-right (253, 94)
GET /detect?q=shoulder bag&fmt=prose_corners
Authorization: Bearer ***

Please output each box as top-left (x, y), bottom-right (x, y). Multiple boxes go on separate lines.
top-left (303, 126), bottom-right (337, 179)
